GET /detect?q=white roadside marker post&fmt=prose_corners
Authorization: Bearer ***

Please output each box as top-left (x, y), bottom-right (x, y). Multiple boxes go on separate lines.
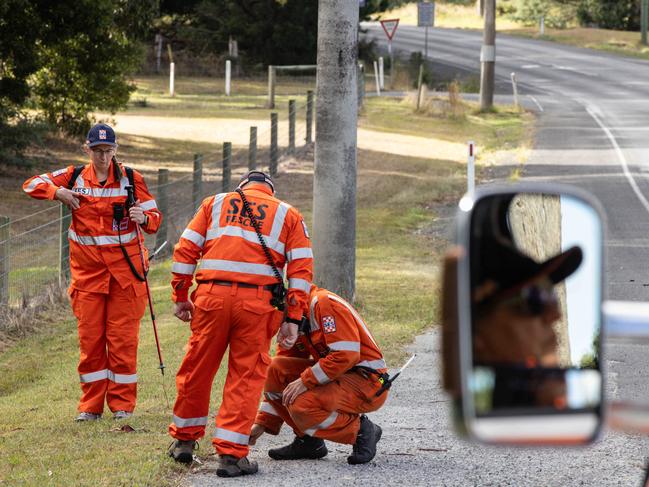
top-left (169, 62), bottom-right (175, 97)
top-left (373, 60), bottom-right (381, 96)
top-left (511, 72), bottom-right (519, 110)
top-left (468, 141), bottom-right (476, 193)
top-left (379, 56), bottom-right (385, 90)
top-left (225, 60), bottom-right (231, 96)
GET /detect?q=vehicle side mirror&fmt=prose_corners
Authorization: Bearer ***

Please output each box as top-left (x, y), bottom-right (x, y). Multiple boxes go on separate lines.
top-left (443, 184), bottom-right (605, 445)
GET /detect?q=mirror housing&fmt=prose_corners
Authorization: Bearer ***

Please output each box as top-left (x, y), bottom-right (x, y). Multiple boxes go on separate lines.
top-left (444, 183), bottom-right (606, 445)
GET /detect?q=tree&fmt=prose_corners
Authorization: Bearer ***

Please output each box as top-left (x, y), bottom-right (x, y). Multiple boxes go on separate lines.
top-left (0, 0), bottom-right (158, 158)
top-left (577, 0), bottom-right (640, 30)
top-left (157, 0), bottom-right (407, 67)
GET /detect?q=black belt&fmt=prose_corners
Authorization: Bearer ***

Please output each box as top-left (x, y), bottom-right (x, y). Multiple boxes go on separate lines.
top-left (351, 366), bottom-right (392, 397)
top-left (203, 280), bottom-right (274, 291)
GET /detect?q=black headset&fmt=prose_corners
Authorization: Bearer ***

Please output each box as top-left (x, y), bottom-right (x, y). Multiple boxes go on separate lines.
top-left (238, 170), bottom-right (275, 193)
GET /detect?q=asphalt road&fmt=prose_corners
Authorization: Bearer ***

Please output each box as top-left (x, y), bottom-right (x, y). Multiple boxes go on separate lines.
top-left (189, 26), bottom-right (649, 486)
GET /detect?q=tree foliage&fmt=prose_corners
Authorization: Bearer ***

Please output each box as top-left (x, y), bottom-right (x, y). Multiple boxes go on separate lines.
top-left (576, 0), bottom-right (640, 30)
top-left (0, 0), bottom-right (158, 162)
top-left (157, 0), bottom-right (408, 67)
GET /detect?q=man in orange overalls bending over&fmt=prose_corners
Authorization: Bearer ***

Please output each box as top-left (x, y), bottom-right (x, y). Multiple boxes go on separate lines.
top-left (168, 171), bottom-right (313, 478)
top-left (23, 123), bottom-right (161, 421)
top-left (250, 285), bottom-right (389, 465)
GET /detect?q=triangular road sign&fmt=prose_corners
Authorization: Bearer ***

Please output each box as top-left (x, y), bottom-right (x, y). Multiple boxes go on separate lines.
top-left (380, 18), bottom-right (400, 40)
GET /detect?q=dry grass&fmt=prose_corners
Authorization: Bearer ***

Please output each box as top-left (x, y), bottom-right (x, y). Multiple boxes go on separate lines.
top-left (377, 1), bottom-right (521, 30)
top-left (0, 282), bottom-right (68, 352)
top-left (502, 26), bottom-right (649, 60)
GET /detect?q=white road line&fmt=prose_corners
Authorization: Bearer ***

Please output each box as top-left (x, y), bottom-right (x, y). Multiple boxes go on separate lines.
top-left (586, 104), bottom-right (649, 215)
top-left (529, 95), bottom-right (544, 112)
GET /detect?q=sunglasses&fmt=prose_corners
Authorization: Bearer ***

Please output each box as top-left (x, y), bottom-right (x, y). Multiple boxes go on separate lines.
top-left (500, 281), bottom-right (558, 316)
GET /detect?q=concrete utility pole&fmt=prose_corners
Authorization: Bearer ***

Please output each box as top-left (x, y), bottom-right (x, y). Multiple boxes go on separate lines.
top-left (313, 0), bottom-right (359, 301)
top-left (479, 0), bottom-right (495, 111)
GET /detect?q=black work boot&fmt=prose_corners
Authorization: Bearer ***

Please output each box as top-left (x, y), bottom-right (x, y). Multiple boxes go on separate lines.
top-left (168, 439), bottom-right (197, 464)
top-left (216, 455), bottom-right (259, 478)
top-left (347, 415), bottom-right (382, 465)
top-left (268, 435), bottom-right (328, 460)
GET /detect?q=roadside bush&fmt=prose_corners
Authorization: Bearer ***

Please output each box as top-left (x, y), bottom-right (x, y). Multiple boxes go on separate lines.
top-left (576, 0), bottom-right (640, 30)
top-left (509, 0), bottom-right (578, 29)
top-left (0, 107), bottom-right (49, 166)
top-left (407, 52), bottom-right (433, 89)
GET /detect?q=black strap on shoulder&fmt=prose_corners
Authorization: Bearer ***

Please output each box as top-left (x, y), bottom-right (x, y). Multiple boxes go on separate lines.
top-left (67, 165), bottom-right (85, 190)
top-left (124, 165), bottom-right (136, 200)
top-left (235, 187), bottom-right (287, 310)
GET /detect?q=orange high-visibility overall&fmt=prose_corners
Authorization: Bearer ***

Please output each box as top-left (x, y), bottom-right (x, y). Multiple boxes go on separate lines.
top-left (255, 287), bottom-right (388, 444)
top-left (23, 161), bottom-right (161, 413)
top-left (169, 183), bottom-right (313, 458)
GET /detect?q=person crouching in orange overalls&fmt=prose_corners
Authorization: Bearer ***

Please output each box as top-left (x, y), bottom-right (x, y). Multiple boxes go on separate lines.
top-left (250, 285), bottom-right (389, 465)
top-left (22, 123), bottom-right (162, 421)
top-left (167, 171), bottom-right (313, 477)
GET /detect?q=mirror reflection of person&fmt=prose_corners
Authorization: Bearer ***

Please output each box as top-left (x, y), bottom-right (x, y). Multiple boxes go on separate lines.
top-left (472, 246), bottom-right (582, 368)
top-left (472, 244), bottom-right (583, 410)
top-left (469, 195), bottom-right (583, 410)
top-left (471, 195), bottom-right (583, 368)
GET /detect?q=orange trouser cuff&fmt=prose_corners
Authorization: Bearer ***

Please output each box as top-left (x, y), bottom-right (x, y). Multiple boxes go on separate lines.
top-left (260, 356), bottom-right (388, 445)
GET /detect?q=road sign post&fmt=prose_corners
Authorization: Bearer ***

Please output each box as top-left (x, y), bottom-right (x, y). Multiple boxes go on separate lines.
top-left (418, 2), bottom-right (435, 59)
top-left (380, 18), bottom-right (399, 88)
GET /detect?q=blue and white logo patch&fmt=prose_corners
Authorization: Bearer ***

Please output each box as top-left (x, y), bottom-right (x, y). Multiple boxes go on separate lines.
top-left (99, 129), bottom-right (107, 140)
top-left (322, 315), bottom-right (336, 334)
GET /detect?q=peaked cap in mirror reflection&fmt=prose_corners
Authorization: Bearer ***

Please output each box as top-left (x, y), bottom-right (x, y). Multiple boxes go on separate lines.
top-left (471, 194), bottom-right (583, 303)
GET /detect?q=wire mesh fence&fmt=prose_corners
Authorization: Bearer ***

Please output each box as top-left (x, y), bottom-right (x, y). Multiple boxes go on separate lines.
top-left (0, 90), bottom-right (316, 312)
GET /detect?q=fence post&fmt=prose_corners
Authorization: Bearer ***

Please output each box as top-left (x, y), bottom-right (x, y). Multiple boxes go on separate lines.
top-left (249, 127), bottom-right (257, 170)
top-left (267, 65), bottom-right (276, 109)
top-left (193, 154), bottom-right (203, 211)
top-left (59, 205), bottom-right (71, 286)
top-left (270, 112), bottom-right (278, 177)
top-left (169, 62), bottom-right (175, 97)
top-left (156, 169), bottom-right (169, 257)
top-left (0, 217), bottom-right (9, 305)
top-left (357, 64), bottom-right (365, 109)
top-left (222, 142), bottom-right (232, 192)
top-left (288, 99), bottom-right (296, 155)
top-left (306, 90), bottom-right (314, 144)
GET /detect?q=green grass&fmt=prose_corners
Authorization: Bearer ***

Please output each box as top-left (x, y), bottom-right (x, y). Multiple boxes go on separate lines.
top-left (0, 84), bottom-right (532, 485)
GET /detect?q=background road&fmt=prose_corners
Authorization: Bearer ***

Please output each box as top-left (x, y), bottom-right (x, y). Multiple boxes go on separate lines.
top-left (191, 26), bottom-right (649, 486)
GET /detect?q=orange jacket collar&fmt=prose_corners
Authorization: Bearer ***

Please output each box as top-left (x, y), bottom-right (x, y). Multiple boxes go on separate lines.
top-left (243, 182), bottom-right (273, 196)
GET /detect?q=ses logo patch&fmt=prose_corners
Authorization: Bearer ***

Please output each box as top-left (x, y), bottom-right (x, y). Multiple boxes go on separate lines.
top-left (322, 315), bottom-right (336, 334)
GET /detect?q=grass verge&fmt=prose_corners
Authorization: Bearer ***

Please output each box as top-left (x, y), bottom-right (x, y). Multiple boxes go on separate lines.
top-left (0, 89), bottom-right (532, 486)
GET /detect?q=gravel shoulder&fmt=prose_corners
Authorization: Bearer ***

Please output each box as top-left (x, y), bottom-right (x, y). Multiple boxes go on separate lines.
top-left (188, 329), bottom-right (647, 487)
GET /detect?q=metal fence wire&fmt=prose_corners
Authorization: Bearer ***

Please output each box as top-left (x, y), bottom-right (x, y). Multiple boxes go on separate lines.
top-left (0, 91), bottom-right (316, 311)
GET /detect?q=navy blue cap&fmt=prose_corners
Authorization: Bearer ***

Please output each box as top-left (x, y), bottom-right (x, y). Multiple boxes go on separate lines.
top-left (86, 123), bottom-right (117, 148)
top-left (238, 170), bottom-right (275, 193)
